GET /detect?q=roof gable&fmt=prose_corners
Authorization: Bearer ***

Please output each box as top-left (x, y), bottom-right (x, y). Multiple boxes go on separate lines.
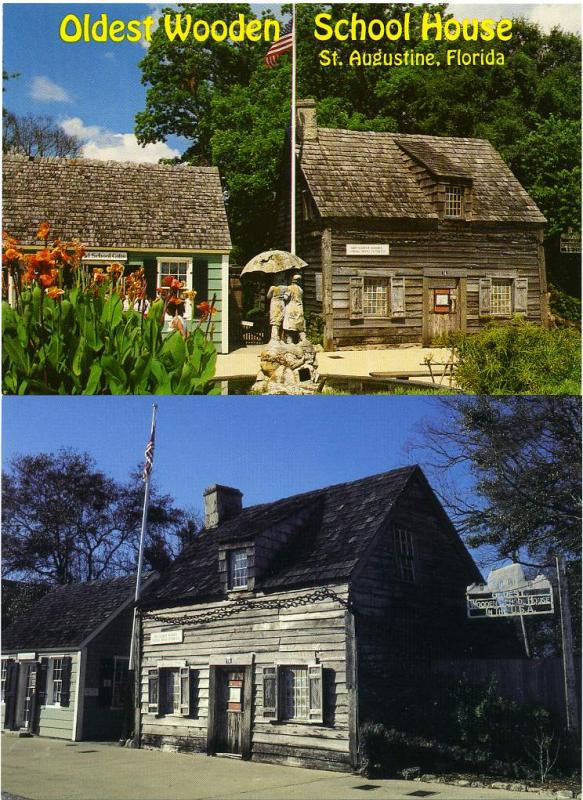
top-left (299, 129), bottom-right (545, 224)
top-left (2, 574), bottom-right (141, 651)
top-left (142, 466), bottom-right (419, 608)
top-left (2, 155), bottom-right (232, 251)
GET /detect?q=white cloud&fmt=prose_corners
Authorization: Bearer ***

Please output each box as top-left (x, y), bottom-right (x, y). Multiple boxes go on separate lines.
top-left (60, 117), bottom-right (180, 163)
top-left (30, 76), bottom-right (72, 103)
top-left (447, 4), bottom-right (581, 34)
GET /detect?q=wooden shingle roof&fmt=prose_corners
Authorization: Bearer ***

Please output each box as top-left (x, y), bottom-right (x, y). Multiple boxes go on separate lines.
top-left (142, 465), bottom-right (473, 609)
top-left (2, 155), bottom-right (232, 251)
top-left (299, 129), bottom-right (545, 224)
top-left (2, 574), bottom-right (141, 651)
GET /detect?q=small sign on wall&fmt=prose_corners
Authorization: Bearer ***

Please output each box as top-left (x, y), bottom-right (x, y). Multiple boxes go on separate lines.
top-left (346, 243), bottom-right (390, 256)
top-left (82, 251), bottom-right (128, 262)
top-left (150, 629), bottom-right (183, 644)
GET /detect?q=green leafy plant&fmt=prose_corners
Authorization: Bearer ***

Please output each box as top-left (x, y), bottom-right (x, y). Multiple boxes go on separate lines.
top-left (549, 283), bottom-right (581, 325)
top-left (445, 318), bottom-right (581, 394)
top-left (2, 226), bottom-right (218, 394)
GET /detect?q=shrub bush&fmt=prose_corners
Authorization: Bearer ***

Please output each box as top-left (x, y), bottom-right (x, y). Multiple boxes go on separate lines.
top-left (445, 318), bottom-right (580, 394)
top-left (549, 284), bottom-right (581, 325)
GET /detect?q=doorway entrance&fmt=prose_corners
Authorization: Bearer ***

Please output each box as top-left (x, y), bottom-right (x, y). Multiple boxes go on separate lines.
top-left (208, 663), bottom-right (253, 760)
top-left (423, 276), bottom-right (466, 344)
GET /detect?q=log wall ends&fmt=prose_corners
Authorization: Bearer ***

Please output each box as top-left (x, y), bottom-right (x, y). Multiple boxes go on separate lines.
top-left (139, 584), bottom-right (352, 771)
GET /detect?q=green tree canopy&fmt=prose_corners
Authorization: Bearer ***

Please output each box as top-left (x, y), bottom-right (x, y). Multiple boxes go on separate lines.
top-left (136, 4), bottom-right (581, 263)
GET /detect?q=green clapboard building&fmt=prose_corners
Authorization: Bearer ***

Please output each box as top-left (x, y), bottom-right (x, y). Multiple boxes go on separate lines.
top-left (2, 155), bottom-right (232, 352)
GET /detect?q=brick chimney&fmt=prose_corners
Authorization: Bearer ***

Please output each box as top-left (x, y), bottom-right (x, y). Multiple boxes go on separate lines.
top-left (297, 98), bottom-right (317, 142)
top-left (203, 485), bottom-right (243, 529)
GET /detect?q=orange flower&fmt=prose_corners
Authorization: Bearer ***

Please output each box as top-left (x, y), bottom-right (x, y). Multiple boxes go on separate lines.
top-left (46, 286), bottom-right (64, 299)
top-left (167, 295), bottom-right (185, 307)
top-left (107, 262), bottom-right (124, 278)
top-left (196, 301), bottom-right (217, 321)
top-left (2, 247), bottom-right (22, 264)
top-left (37, 221), bottom-right (51, 240)
top-left (38, 269), bottom-right (59, 288)
top-left (92, 268), bottom-right (108, 285)
top-left (162, 276), bottom-right (174, 287)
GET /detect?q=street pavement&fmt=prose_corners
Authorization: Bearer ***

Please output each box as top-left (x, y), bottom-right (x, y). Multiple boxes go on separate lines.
top-left (1, 736), bottom-right (553, 800)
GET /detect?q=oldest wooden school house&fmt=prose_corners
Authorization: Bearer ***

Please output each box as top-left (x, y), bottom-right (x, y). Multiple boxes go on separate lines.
top-left (277, 100), bottom-right (548, 350)
top-left (137, 467), bottom-right (518, 772)
top-left (2, 155), bottom-right (232, 352)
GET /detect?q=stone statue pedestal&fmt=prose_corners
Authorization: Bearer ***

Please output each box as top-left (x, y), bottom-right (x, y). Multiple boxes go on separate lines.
top-left (251, 339), bottom-right (320, 395)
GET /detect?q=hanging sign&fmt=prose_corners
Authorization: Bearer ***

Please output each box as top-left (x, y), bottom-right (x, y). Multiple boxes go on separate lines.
top-left (346, 243), bottom-right (390, 256)
top-left (82, 251), bottom-right (128, 262)
top-left (467, 564), bottom-right (554, 619)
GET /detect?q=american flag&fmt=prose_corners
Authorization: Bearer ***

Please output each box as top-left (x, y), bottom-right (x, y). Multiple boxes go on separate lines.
top-left (264, 19), bottom-right (293, 68)
top-left (142, 422), bottom-right (156, 482)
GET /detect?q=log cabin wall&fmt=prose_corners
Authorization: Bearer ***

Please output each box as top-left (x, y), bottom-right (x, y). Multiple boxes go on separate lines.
top-left (323, 221), bottom-right (545, 348)
top-left (140, 584), bottom-right (354, 772)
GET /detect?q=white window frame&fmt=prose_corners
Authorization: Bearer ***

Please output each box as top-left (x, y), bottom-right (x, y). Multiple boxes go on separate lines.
top-left (227, 549), bottom-right (249, 590)
top-left (363, 277), bottom-right (389, 318)
top-left (111, 656), bottom-right (130, 710)
top-left (394, 527), bottom-right (415, 583)
top-left (45, 656), bottom-right (65, 706)
top-left (444, 185), bottom-right (464, 218)
top-left (0, 659), bottom-right (7, 703)
top-left (490, 278), bottom-right (513, 317)
top-left (156, 258), bottom-right (194, 319)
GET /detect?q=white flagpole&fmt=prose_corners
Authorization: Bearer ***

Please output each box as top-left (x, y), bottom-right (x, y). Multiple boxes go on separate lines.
top-left (129, 402), bottom-right (158, 671)
top-left (290, 2), bottom-right (297, 256)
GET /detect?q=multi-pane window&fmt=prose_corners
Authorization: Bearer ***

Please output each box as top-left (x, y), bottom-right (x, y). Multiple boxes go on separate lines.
top-left (363, 278), bottom-right (388, 317)
top-left (157, 259), bottom-right (193, 318)
top-left (444, 185), bottom-right (464, 217)
top-left (282, 666), bottom-right (309, 721)
top-left (51, 658), bottom-right (63, 704)
top-left (0, 660), bottom-right (7, 703)
top-left (491, 279), bottom-right (513, 316)
top-left (163, 668), bottom-right (181, 715)
top-left (560, 232), bottom-right (581, 254)
top-left (394, 527), bottom-right (415, 583)
top-left (228, 549), bottom-right (249, 589)
top-left (111, 657), bottom-right (129, 709)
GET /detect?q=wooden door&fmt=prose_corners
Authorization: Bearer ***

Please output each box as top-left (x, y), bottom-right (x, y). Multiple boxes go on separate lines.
top-left (215, 670), bottom-right (244, 755)
top-left (15, 662), bottom-right (37, 730)
top-left (425, 277), bottom-right (462, 343)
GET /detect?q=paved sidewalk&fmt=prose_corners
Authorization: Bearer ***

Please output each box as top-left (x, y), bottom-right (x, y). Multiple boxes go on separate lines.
top-left (216, 345), bottom-right (454, 383)
top-left (2, 736), bottom-right (552, 800)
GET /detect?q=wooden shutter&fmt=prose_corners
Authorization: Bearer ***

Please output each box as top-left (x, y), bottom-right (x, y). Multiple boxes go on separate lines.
top-left (514, 277), bottom-right (528, 313)
top-left (98, 658), bottom-right (114, 708)
top-left (308, 664), bottom-right (324, 724)
top-left (349, 277), bottom-right (364, 320)
top-left (391, 276), bottom-right (405, 318)
top-left (60, 657), bottom-right (72, 708)
top-left (479, 277), bottom-right (492, 316)
top-left (37, 658), bottom-right (49, 707)
top-left (180, 667), bottom-right (190, 717)
top-left (147, 668), bottom-right (159, 714)
top-left (262, 666), bottom-right (278, 720)
top-left (4, 660), bottom-right (18, 730)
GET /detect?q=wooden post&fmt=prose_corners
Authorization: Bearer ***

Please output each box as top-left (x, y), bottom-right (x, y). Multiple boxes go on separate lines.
top-left (556, 556), bottom-right (579, 734)
top-left (321, 228), bottom-right (334, 350)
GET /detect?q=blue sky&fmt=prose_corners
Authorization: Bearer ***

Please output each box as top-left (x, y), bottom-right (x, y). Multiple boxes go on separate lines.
top-left (3, 3), bottom-right (580, 163)
top-left (2, 394), bottom-right (468, 512)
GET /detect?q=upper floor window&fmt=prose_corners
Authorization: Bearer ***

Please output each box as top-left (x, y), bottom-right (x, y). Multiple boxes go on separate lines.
top-left (228, 549), bottom-right (249, 589)
top-left (444, 185), bottom-right (464, 217)
top-left (394, 527), bottom-right (415, 582)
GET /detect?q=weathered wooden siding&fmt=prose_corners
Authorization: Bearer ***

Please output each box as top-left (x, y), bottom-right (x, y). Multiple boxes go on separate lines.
top-left (324, 223), bottom-right (544, 347)
top-left (140, 585), bottom-right (352, 771)
top-left (82, 607), bottom-right (133, 740)
top-left (351, 475), bottom-right (521, 726)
